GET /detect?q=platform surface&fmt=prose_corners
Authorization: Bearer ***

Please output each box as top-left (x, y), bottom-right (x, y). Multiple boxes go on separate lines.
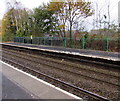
top-left (2, 43), bottom-right (120, 61)
top-left (1, 61), bottom-right (82, 100)
top-left (2, 73), bottom-right (36, 99)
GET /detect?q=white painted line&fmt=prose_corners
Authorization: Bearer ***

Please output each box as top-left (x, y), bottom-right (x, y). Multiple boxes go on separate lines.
top-left (1, 61), bottom-right (82, 100)
top-left (2, 43), bottom-right (119, 61)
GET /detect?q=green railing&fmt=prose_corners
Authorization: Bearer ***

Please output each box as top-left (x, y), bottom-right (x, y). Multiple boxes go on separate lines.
top-left (14, 37), bottom-right (120, 52)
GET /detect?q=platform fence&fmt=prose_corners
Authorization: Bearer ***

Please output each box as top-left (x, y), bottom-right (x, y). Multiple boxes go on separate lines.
top-left (14, 37), bottom-right (120, 52)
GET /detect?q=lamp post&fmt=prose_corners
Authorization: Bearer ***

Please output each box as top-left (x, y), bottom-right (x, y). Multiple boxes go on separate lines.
top-left (29, 17), bottom-right (32, 44)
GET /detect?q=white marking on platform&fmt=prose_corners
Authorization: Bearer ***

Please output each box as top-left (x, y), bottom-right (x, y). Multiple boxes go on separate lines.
top-left (1, 61), bottom-right (82, 100)
top-left (2, 43), bottom-right (119, 61)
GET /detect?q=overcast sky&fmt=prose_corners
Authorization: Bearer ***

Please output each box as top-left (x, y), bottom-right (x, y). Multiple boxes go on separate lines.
top-left (0, 0), bottom-right (50, 19)
top-left (0, 0), bottom-right (119, 29)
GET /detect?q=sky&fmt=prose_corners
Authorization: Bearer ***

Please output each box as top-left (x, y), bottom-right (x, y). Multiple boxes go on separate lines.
top-left (0, 0), bottom-right (50, 19)
top-left (0, 0), bottom-right (119, 30)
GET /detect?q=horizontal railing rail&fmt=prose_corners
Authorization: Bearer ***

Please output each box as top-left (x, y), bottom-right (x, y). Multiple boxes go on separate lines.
top-left (14, 37), bottom-right (120, 52)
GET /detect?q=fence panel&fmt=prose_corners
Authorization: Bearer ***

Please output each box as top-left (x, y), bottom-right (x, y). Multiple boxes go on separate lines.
top-left (14, 37), bottom-right (120, 52)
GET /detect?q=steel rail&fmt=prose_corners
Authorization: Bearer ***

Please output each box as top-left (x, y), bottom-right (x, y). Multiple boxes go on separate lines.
top-left (2, 57), bottom-right (111, 101)
top-left (2, 44), bottom-right (119, 69)
top-left (2, 50), bottom-right (119, 87)
top-left (1, 48), bottom-right (119, 79)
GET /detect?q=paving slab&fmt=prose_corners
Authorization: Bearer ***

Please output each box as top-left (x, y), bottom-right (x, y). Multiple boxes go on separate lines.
top-left (1, 61), bottom-right (82, 100)
top-left (2, 73), bottom-right (36, 99)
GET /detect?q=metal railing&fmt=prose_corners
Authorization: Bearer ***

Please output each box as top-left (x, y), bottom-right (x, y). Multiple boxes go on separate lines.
top-left (14, 37), bottom-right (120, 52)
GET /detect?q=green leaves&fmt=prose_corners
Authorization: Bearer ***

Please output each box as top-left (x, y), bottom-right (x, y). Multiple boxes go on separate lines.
top-left (32, 4), bottom-right (58, 36)
top-left (2, 0), bottom-right (94, 41)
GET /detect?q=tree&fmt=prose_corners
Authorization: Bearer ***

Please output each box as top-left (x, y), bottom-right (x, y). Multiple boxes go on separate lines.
top-left (32, 4), bottom-right (58, 37)
top-left (2, 0), bottom-right (32, 39)
top-left (49, 1), bottom-right (67, 38)
top-left (6, 0), bottom-right (24, 32)
top-left (2, 0), bottom-right (27, 41)
top-left (16, 8), bottom-right (32, 37)
top-left (49, 0), bottom-right (94, 47)
top-left (2, 9), bottom-right (16, 41)
top-left (92, 0), bottom-right (117, 34)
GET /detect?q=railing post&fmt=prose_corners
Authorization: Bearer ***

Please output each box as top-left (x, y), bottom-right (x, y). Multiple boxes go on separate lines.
top-left (17, 37), bottom-right (19, 42)
top-left (64, 38), bottom-right (66, 47)
top-left (18, 37), bottom-right (20, 43)
top-left (39, 37), bottom-right (41, 45)
top-left (44, 37), bottom-right (46, 45)
top-left (14, 37), bottom-right (16, 42)
top-left (24, 37), bottom-right (25, 43)
top-left (82, 37), bottom-right (85, 49)
top-left (51, 37), bottom-right (53, 46)
top-left (37, 37), bottom-right (40, 45)
top-left (23, 37), bottom-right (25, 43)
top-left (26, 37), bottom-right (27, 43)
top-left (22, 37), bottom-right (24, 43)
top-left (105, 38), bottom-right (109, 51)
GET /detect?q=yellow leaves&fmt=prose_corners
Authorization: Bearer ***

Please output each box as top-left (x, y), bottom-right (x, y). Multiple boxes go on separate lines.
top-left (52, 0), bottom-right (65, 2)
top-left (59, 24), bottom-right (65, 28)
top-left (49, 0), bottom-right (94, 20)
top-left (11, 23), bottom-right (16, 26)
top-left (76, 0), bottom-right (83, 2)
top-left (49, 2), bottom-right (64, 11)
top-left (49, 0), bottom-right (91, 13)
top-left (74, 2), bottom-right (81, 7)
top-left (60, 10), bottom-right (64, 13)
top-left (0, 25), bottom-right (1, 35)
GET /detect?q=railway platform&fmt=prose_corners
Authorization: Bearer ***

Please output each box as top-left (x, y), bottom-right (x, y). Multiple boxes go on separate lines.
top-left (2, 42), bottom-right (120, 61)
top-left (1, 61), bottom-right (82, 100)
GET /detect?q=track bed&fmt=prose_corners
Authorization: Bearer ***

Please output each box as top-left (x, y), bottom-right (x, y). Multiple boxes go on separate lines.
top-left (1, 44), bottom-right (120, 101)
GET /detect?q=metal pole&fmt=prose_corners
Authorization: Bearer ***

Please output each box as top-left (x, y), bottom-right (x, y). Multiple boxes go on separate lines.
top-left (105, 38), bottom-right (109, 51)
top-left (64, 38), bottom-right (66, 47)
top-left (82, 37), bottom-right (85, 49)
top-left (44, 37), bottom-right (46, 45)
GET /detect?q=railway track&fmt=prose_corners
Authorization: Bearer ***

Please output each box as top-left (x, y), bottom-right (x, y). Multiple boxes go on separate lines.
top-left (2, 57), bottom-right (111, 101)
top-left (1, 44), bottom-right (120, 100)
top-left (2, 48), bottom-right (119, 78)
top-left (2, 44), bottom-right (119, 69)
top-left (2, 49), bottom-right (119, 87)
